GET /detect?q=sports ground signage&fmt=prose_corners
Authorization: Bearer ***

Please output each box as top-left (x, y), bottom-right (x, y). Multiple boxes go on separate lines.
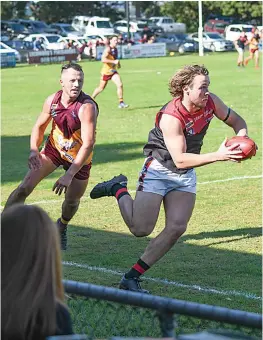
top-left (27, 49), bottom-right (78, 64)
top-left (96, 43), bottom-right (166, 60)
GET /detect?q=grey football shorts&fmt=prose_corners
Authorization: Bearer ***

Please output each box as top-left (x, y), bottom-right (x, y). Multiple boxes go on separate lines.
top-left (137, 156), bottom-right (196, 196)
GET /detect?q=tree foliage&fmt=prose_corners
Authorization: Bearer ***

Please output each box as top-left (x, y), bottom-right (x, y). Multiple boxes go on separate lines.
top-left (161, 1), bottom-right (262, 32)
top-left (1, 1), bottom-right (262, 29)
top-left (1, 1), bottom-right (27, 19)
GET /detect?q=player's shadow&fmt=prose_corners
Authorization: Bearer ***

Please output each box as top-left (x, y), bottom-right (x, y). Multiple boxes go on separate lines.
top-left (126, 104), bottom-right (163, 111)
top-left (62, 224), bottom-right (261, 304)
top-left (1, 135), bottom-right (144, 183)
top-left (180, 227), bottom-right (262, 246)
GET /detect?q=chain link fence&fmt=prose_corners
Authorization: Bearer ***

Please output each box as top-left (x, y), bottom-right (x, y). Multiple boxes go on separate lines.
top-left (64, 280), bottom-right (262, 339)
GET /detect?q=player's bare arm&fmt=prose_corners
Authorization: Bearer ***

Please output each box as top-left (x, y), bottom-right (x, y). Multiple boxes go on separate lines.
top-left (210, 93), bottom-right (248, 136)
top-left (29, 94), bottom-right (55, 171)
top-left (160, 114), bottom-right (242, 170)
top-left (101, 47), bottom-right (119, 65)
top-left (53, 102), bottom-right (98, 195)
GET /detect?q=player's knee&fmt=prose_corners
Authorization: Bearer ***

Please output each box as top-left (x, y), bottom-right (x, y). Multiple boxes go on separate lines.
top-left (117, 83), bottom-right (123, 90)
top-left (130, 222), bottom-right (152, 237)
top-left (167, 223), bottom-right (187, 241)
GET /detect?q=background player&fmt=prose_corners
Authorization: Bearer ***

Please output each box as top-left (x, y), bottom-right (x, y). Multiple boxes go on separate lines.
top-left (92, 35), bottom-right (129, 109)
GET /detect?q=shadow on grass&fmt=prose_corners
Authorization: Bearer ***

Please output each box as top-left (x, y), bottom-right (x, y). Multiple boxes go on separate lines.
top-left (1, 135), bottom-right (144, 183)
top-left (126, 104), bottom-right (163, 111)
top-left (181, 227), bottom-right (262, 246)
top-left (63, 224), bottom-right (261, 299)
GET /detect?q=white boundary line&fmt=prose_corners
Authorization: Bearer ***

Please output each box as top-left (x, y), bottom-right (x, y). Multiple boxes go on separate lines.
top-left (1, 174), bottom-right (261, 208)
top-left (63, 261), bottom-right (262, 301)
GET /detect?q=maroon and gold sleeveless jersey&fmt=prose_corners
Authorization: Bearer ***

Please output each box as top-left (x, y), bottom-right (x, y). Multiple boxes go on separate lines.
top-left (144, 96), bottom-right (215, 174)
top-left (48, 90), bottom-right (98, 165)
top-left (101, 47), bottom-right (118, 76)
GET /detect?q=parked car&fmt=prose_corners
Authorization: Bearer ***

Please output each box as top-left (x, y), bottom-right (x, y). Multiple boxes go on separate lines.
top-left (155, 33), bottom-right (210, 54)
top-left (1, 20), bottom-right (31, 39)
top-left (113, 20), bottom-right (147, 34)
top-left (119, 32), bottom-right (142, 44)
top-left (188, 32), bottom-right (234, 52)
top-left (14, 19), bottom-right (57, 34)
top-left (145, 19), bottom-right (164, 35)
top-left (24, 34), bottom-right (64, 50)
top-left (72, 16), bottom-right (90, 34)
top-left (224, 24), bottom-right (254, 41)
top-left (149, 16), bottom-right (186, 33)
top-left (204, 19), bottom-right (228, 35)
top-left (49, 23), bottom-right (82, 37)
top-left (58, 36), bottom-right (102, 58)
top-left (72, 16), bottom-right (114, 36)
top-left (84, 16), bottom-right (114, 36)
top-left (4, 40), bottom-right (34, 63)
top-left (0, 41), bottom-right (21, 62)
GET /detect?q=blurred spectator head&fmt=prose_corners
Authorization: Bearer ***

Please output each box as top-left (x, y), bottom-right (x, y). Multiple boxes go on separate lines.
top-left (103, 36), bottom-right (109, 46)
top-left (148, 35), bottom-right (156, 44)
top-left (117, 33), bottom-right (123, 44)
top-left (1, 204), bottom-right (65, 339)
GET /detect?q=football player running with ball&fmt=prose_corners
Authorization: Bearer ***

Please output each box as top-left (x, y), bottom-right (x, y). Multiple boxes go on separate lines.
top-left (89, 64), bottom-right (252, 293)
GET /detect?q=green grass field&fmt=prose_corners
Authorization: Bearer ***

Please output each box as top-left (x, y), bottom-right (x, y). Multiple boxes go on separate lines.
top-left (1, 53), bottom-right (262, 316)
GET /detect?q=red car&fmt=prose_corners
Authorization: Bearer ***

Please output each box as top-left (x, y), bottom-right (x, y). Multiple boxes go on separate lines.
top-left (204, 19), bottom-right (228, 35)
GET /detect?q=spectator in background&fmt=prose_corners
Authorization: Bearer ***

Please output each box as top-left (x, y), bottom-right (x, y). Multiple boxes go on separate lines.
top-left (77, 40), bottom-right (88, 61)
top-left (117, 33), bottom-right (124, 45)
top-left (140, 33), bottom-right (148, 44)
top-left (33, 36), bottom-right (44, 51)
top-left (102, 36), bottom-right (109, 46)
top-left (244, 27), bottom-right (260, 68)
top-left (88, 40), bottom-right (93, 61)
top-left (234, 28), bottom-right (248, 67)
top-left (148, 35), bottom-right (156, 44)
top-left (1, 204), bottom-right (74, 340)
top-left (67, 39), bottom-right (74, 49)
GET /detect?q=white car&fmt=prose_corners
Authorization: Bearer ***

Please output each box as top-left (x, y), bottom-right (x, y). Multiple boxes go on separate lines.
top-left (0, 41), bottom-right (21, 62)
top-left (224, 24), bottom-right (254, 42)
top-left (113, 20), bottom-right (147, 33)
top-left (24, 34), bottom-right (64, 50)
top-left (188, 32), bottom-right (234, 52)
top-left (57, 36), bottom-right (103, 57)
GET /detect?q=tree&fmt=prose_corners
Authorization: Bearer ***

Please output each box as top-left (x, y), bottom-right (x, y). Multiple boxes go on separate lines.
top-left (160, 1), bottom-right (262, 33)
top-left (1, 1), bottom-right (27, 19)
top-left (28, 1), bottom-right (123, 23)
top-left (132, 1), bottom-right (161, 18)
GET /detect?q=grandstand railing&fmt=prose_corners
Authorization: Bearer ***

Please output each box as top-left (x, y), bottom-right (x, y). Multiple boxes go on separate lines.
top-left (64, 280), bottom-right (262, 339)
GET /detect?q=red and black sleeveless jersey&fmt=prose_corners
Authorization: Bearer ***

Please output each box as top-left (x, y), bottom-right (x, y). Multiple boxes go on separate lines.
top-left (143, 96), bottom-right (215, 174)
top-left (48, 90), bottom-right (99, 164)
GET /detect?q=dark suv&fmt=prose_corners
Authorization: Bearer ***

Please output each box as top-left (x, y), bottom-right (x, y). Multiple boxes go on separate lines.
top-left (13, 19), bottom-right (57, 34)
top-left (1, 21), bottom-right (31, 39)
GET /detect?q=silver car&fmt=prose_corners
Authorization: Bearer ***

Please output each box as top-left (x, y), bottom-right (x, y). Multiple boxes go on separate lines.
top-left (188, 32), bottom-right (234, 52)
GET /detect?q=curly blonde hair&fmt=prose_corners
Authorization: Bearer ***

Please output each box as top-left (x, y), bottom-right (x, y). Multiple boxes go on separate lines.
top-left (169, 65), bottom-right (209, 98)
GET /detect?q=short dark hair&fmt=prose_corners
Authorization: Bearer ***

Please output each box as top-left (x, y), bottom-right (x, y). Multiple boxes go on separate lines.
top-left (61, 62), bottom-right (83, 74)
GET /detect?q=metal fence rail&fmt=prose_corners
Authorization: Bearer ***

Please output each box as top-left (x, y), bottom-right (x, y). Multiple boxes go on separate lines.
top-left (64, 280), bottom-right (262, 339)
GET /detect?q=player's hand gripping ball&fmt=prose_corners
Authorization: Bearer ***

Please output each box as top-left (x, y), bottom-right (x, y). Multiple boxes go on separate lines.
top-left (226, 136), bottom-right (257, 161)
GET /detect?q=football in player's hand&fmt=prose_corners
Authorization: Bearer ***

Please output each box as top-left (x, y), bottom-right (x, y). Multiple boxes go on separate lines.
top-left (226, 136), bottom-right (257, 160)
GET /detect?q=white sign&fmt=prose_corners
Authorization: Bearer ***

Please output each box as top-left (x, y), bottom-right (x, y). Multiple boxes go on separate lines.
top-left (96, 43), bottom-right (166, 60)
top-left (122, 43), bottom-right (166, 59)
